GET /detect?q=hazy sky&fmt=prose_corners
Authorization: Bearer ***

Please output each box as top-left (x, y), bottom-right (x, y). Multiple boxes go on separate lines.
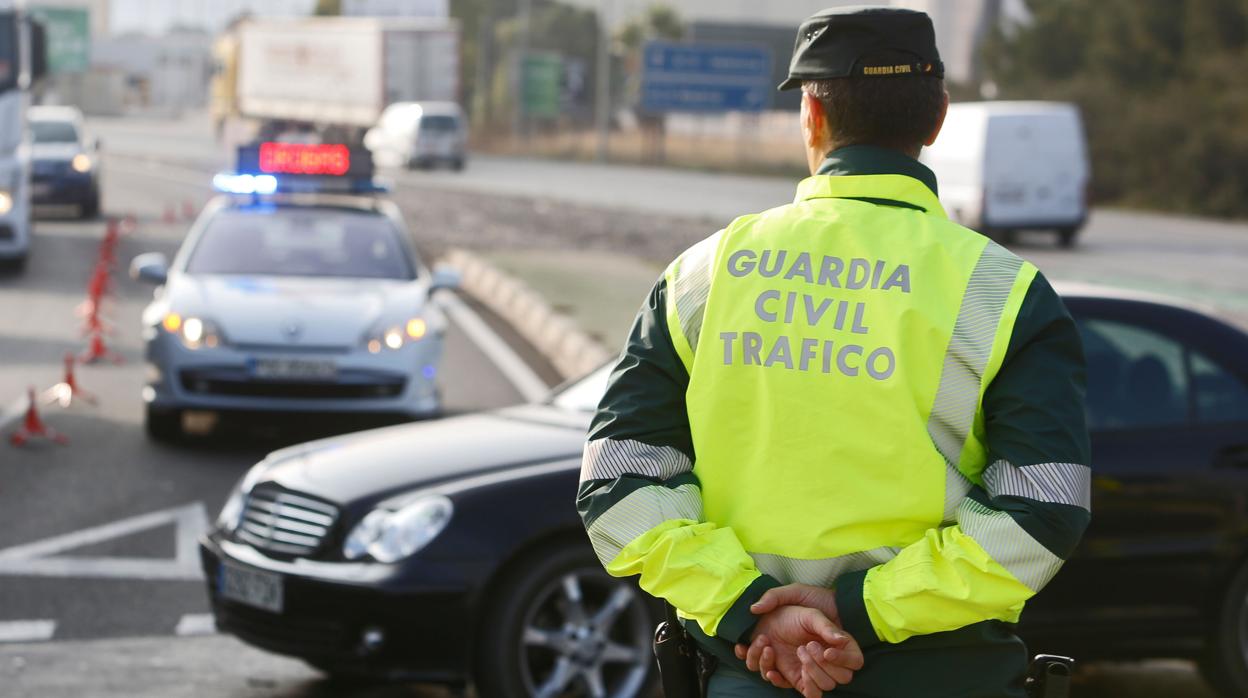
top-left (108, 0), bottom-right (316, 35)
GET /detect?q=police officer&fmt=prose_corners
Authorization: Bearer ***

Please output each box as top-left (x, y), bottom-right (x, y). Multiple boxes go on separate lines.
top-left (577, 6), bottom-right (1090, 697)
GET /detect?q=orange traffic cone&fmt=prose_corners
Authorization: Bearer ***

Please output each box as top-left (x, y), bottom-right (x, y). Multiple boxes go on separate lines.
top-left (182, 200), bottom-right (197, 221)
top-left (80, 331), bottom-right (123, 365)
top-left (163, 204), bottom-right (177, 224)
top-left (45, 353), bottom-right (97, 408)
top-left (10, 387), bottom-right (69, 446)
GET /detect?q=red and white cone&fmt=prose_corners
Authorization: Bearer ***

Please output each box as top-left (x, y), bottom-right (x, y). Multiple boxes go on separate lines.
top-left (80, 331), bottom-right (123, 365)
top-left (163, 204), bottom-right (177, 224)
top-left (182, 200), bottom-right (197, 221)
top-left (9, 387), bottom-right (69, 447)
top-left (45, 353), bottom-right (97, 408)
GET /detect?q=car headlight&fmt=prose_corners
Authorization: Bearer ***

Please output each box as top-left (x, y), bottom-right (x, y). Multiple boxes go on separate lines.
top-left (217, 480), bottom-right (246, 533)
top-left (365, 317), bottom-right (427, 353)
top-left (162, 313), bottom-right (223, 349)
top-left (0, 190), bottom-right (12, 215)
top-left (342, 495), bottom-right (453, 563)
top-left (71, 154), bottom-right (92, 173)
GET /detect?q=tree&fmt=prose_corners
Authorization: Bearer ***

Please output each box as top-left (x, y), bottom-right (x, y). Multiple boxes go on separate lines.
top-left (981, 0), bottom-right (1248, 217)
top-left (313, 0), bottom-right (341, 15)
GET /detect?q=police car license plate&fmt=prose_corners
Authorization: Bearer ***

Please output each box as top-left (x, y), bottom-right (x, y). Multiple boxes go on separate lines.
top-left (219, 563), bottom-right (283, 613)
top-left (252, 358), bottom-right (337, 380)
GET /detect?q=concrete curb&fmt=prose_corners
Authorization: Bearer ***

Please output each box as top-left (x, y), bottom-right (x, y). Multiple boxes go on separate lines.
top-left (442, 248), bottom-right (613, 379)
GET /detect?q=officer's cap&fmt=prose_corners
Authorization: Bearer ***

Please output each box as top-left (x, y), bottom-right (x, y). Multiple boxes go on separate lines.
top-left (779, 5), bottom-right (945, 90)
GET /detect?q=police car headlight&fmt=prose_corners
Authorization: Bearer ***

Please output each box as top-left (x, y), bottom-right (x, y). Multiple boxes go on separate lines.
top-left (71, 154), bottom-right (93, 173)
top-left (342, 495), bottom-right (453, 563)
top-left (163, 313), bottom-right (223, 350)
top-left (365, 317), bottom-right (427, 353)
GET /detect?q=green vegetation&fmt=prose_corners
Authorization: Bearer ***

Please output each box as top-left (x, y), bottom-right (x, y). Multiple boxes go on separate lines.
top-left (982, 0), bottom-right (1248, 218)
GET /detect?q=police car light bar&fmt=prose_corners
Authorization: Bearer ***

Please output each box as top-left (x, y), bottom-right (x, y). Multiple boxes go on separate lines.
top-left (213, 173), bottom-right (278, 195)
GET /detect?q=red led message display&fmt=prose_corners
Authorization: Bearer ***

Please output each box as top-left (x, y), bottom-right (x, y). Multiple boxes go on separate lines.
top-left (258, 143), bottom-right (351, 176)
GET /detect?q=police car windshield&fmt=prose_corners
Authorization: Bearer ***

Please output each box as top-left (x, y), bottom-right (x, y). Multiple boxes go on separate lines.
top-left (31, 120), bottom-right (80, 143)
top-left (185, 207), bottom-right (414, 280)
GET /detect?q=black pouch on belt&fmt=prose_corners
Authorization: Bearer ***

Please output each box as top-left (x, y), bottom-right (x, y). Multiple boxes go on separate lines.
top-left (653, 604), bottom-right (701, 697)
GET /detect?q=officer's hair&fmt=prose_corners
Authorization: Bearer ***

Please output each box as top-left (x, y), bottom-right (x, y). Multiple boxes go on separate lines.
top-left (803, 77), bottom-right (946, 153)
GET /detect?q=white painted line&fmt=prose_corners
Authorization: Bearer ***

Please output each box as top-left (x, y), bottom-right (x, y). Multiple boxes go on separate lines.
top-left (0, 503), bottom-right (208, 581)
top-left (0, 620), bottom-right (55, 643)
top-left (175, 613), bottom-right (217, 637)
top-left (440, 292), bottom-right (550, 403)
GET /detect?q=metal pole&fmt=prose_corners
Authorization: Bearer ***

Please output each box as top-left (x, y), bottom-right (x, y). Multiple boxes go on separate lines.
top-left (594, 0), bottom-right (612, 162)
top-left (513, 0), bottom-right (532, 144)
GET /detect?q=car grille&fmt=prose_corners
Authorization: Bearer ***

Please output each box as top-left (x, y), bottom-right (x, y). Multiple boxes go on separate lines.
top-left (235, 487), bottom-right (339, 557)
top-left (180, 371), bottom-right (406, 400)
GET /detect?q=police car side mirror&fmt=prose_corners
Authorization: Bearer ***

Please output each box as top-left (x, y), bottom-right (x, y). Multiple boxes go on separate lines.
top-left (429, 264), bottom-right (461, 296)
top-left (130, 252), bottom-right (169, 285)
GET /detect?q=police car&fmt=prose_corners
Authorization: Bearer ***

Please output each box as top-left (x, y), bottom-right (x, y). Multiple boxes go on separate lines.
top-left (130, 142), bottom-right (458, 441)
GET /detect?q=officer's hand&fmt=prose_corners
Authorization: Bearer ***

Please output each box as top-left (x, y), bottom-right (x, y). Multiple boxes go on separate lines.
top-left (734, 605), bottom-right (858, 696)
top-left (750, 583), bottom-right (840, 624)
top-left (799, 638), bottom-right (865, 693)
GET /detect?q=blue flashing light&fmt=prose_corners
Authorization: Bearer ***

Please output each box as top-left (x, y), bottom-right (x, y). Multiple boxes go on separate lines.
top-left (422, 365), bottom-right (437, 380)
top-left (213, 173), bottom-right (278, 195)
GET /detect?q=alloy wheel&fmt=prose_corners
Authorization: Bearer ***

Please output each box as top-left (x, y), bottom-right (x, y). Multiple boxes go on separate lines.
top-left (518, 567), bottom-right (652, 698)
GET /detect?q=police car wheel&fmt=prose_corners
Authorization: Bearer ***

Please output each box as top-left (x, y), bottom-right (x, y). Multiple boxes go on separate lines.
top-left (474, 542), bottom-right (659, 698)
top-left (1200, 561), bottom-right (1248, 697)
top-left (144, 406), bottom-right (182, 443)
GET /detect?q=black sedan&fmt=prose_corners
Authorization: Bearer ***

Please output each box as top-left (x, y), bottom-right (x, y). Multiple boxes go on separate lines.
top-left (199, 285), bottom-right (1248, 697)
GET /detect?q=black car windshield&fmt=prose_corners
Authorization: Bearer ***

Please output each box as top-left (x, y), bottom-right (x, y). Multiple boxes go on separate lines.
top-left (551, 365), bottom-right (610, 412)
top-left (185, 207), bottom-right (415, 280)
top-left (31, 120), bottom-right (80, 143)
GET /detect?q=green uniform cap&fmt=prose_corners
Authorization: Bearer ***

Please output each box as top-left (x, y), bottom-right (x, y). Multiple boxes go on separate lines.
top-left (778, 5), bottom-right (945, 90)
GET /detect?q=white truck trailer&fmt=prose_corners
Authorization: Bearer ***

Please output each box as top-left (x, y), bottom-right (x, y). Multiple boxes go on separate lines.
top-left (230, 16), bottom-right (460, 142)
top-left (0, 0), bottom-right (46, 269)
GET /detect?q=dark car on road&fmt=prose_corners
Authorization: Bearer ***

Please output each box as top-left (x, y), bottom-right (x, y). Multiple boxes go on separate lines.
top-left (199, 285), bottom-right (1248, 697)
top-left (29, 106), bottom-right (100, 218)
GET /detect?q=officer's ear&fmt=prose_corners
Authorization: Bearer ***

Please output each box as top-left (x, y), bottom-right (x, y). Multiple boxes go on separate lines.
top-left (801, 91), bottom-right (831, 148)
top-left (924, 89), bottom-right (950, 147)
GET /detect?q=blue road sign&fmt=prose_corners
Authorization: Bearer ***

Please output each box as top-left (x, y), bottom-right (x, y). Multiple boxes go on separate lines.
top-left (641, 41), bottom-right (774, 113)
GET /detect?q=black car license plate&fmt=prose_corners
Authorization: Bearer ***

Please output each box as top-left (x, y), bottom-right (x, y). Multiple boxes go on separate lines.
top-left (219, 563), bottom-right (284, 613)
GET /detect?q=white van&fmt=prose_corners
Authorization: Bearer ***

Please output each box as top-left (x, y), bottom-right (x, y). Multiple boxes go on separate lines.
top-left (921, 101), bottom-right (1091, 247)
top-left (365, 101), bottom-right (467, 171)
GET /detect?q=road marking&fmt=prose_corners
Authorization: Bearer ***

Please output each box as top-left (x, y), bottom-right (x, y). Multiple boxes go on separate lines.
top-left (440, 292), bottom-right (550, 403)
top-left (0, 503), bottom-right (209, 581)
top-left (0, 620), bottom-right (56, 643)
top-left (174, 613), bottom-right (216, 637)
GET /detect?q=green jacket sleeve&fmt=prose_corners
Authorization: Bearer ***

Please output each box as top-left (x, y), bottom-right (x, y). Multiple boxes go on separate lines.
top-left (577, 276), bottom-right (779, 643)
top-left (836, 272), bottom-right (1092, 646)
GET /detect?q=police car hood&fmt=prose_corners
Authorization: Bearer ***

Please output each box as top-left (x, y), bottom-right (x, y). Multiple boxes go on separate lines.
top-left (167, 274), bottom-right (427, 348)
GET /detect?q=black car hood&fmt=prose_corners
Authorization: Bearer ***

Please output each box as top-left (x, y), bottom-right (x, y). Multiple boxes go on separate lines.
top-left (257, 405), bottom-right (590, 505)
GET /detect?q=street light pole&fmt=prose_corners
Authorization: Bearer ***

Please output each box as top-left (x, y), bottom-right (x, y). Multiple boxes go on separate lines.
top-left (594, 0), bottom-right (612, 162)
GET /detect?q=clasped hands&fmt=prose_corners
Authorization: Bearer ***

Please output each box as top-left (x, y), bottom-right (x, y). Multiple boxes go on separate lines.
top-left (732, 583), bottom-right (865, 697)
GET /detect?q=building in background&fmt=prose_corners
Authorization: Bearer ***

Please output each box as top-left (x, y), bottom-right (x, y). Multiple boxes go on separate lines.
top-left (88, 30), bottom-right (212, 115)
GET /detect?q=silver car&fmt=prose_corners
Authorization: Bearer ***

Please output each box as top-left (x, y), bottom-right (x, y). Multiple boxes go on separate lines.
top-left (131, 193), bottom-right (457, 441)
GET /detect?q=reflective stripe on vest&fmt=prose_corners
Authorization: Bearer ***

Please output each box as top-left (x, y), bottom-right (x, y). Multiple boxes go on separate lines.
top-left (663, 190), bottom-right (1037, 578)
